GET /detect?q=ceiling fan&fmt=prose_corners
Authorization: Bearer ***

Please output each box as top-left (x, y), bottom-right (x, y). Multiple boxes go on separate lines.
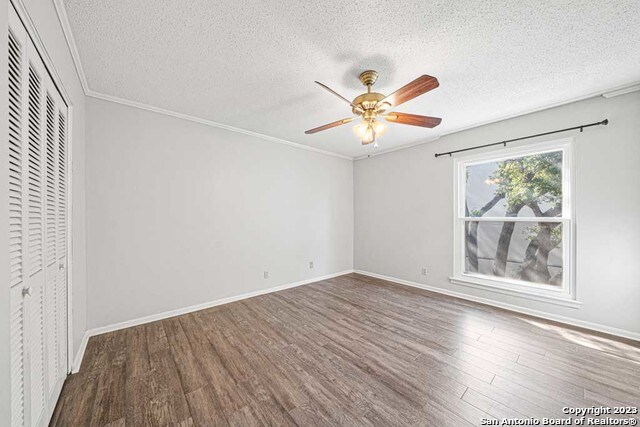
top-left (305, 70), bottom-right (441, 146)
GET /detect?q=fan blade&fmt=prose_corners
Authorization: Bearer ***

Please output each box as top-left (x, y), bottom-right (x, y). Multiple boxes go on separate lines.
top-left (305, 118), bottom-right (354, 134)
top-left (384, 112), bottom-right (442, 128)
top-left (315, 81), bottom-right (357, 108)
top-left (381, 75), bottom-right (439, 108)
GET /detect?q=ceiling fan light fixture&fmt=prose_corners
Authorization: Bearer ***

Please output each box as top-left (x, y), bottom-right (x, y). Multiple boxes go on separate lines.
top-left (306, 71), bottom-right (442, 145)
top-left (372, 120), bottom-right (387, 136)
top-left (354, 122), bottom-right (369, 138)
top-left (361, 127), bottom-right (375, 144)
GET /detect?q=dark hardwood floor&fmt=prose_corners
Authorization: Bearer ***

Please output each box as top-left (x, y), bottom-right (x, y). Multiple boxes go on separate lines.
top-left (50, 273), bottom-right (640, 426)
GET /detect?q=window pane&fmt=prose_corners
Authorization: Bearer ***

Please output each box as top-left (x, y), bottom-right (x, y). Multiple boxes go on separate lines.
top-left (465, 151), bottom-right (563, 218)
top-left (464, 221), bottom-right (563, 286)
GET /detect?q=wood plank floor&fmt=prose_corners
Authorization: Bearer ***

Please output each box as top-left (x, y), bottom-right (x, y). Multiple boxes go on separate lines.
top-left (50, 274), bottom-right (640, 426)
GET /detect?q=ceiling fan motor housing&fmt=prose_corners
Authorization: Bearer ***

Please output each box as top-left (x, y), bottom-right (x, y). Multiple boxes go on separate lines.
top-left (352, 92), bottom-right (386, 115)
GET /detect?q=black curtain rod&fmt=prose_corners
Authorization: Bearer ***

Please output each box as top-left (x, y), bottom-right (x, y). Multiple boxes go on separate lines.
top-left (434, 119), bottom-right (609, 158)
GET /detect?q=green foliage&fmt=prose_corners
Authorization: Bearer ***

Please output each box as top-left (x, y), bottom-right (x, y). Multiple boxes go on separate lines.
top-left (523, 224), bottom-right (562, 246)
top-left (465, 151), bottom-right (564, 284)
top-left (490, 151), bottom-right (562, 211)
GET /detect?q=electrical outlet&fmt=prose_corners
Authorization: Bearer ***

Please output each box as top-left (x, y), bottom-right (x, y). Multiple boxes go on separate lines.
top-left (263, 271), bottom-right (269, 279)
top-left (421, 267), bottom-right (428, 276)
top-left (309, 261), bottom-right (314, 269)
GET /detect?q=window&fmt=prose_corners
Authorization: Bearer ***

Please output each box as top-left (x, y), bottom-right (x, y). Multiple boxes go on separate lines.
top-left (452, 139), bottom-right (577, 306)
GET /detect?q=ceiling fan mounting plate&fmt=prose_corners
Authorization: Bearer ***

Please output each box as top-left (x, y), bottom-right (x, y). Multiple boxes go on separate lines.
top-left (358, 70), bottom-right (379, 87)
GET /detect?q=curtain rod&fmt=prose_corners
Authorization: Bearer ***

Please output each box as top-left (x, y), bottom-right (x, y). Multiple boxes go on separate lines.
top-left (434, 119), bottom-right (609, 158)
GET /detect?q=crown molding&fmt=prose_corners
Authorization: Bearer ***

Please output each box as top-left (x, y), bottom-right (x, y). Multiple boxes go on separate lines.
top-left (52, 0), bottom-right (89, 94)
top-left (602, 82), bottom-right (640, 99)
top-left (11, 0), bottom-right (72, 106)
top-left (85, 90), bottom-right (353, 160)
top-left (355, 80), bottom-right (640, 160)
top-left (355, 136), bottom-right (441, 160)
top-left (52, 0), bottom-right (352, 161)
top-left (53, 0), bottom-right (639, 162)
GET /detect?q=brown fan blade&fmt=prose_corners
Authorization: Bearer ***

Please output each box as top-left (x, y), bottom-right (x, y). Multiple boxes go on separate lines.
top-left (384, 112), bottom-right (442, 128)
top-left (315, 81), bottom-right (357, 108)
top-left (305, 118), bottom-right (354, 134)
top-left (381, 75), bottom-right (439, 108)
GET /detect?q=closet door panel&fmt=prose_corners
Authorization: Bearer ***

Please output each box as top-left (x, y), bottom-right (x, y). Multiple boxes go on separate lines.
top-left (25, 38), bottom-right (47, 427)
top-left (8, 12), bottom-right (25, 289)
top-left (55, 107), bottom-right (68, 380)
top-left (43, 88), bottom-right (59, 400)
top-left (10, 286), bottom-right (27, 427)
top-left (8, 9), bottom-right (28, 426)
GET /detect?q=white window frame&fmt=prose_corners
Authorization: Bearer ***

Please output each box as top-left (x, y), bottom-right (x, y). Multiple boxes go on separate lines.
top-left (451, 137), bottom-right (579, 308)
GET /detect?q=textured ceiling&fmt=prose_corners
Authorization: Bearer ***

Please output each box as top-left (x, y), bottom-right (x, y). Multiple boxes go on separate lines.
top-left (62, 0), bottom-right (640, 158)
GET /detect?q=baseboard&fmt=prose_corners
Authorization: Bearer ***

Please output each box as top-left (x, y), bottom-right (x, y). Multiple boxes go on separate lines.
top-left (72, 269), bottom-right (354, 372)
top-left (72, 330), bottom-right (90, 373)
top-left (354, 270), bottom-right (640, 342)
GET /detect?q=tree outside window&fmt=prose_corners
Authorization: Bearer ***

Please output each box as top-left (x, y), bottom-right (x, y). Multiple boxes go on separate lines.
top-left (462, 150), bottom-right (565, 286)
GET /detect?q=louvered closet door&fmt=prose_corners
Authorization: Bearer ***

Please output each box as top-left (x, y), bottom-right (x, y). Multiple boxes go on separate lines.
top-left (25, 36), bottom-right (47, 427)
top-left (43, 74), bottom-right (66, 410)
top-left (55, 95), bottom-right (68, 386)
top-left (8, 4), bottom-right (69, 426)
top-left (8, 10), bottom-right (27, 427)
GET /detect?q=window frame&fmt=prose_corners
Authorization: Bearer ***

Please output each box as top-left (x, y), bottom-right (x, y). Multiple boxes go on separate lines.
top-left (451, 137), bottom-right (579, 307)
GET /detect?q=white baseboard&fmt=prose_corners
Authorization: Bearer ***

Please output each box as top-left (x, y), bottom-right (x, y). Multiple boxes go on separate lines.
top-left (354, 270), bottom-right (640, 342)
top-left (72, 330), bottom-right (91, 374)
top-left (72, 269), bottom-right (354, 372)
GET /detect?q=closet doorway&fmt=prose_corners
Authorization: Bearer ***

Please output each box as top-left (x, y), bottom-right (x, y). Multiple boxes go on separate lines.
top-left (8, 2), bottom-right (72, 426)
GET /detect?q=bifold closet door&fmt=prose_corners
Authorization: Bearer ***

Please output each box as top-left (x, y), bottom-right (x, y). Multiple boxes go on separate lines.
top-left (54, 78), bottom-right (69, 404)
top-left (43, 68), bottom-right (68, 417)
top-left (8, 4), bottom-right (69, 426)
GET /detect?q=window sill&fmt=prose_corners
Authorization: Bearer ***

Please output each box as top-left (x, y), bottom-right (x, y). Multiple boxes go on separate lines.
top-left (449, 276), bottom-right (582, 308)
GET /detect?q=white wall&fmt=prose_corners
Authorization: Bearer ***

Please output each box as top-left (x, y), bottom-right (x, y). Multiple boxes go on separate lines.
top-left (85, 97), bottom-right (353, 329)
top-left (354, 92), bottom-right (640, 337)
